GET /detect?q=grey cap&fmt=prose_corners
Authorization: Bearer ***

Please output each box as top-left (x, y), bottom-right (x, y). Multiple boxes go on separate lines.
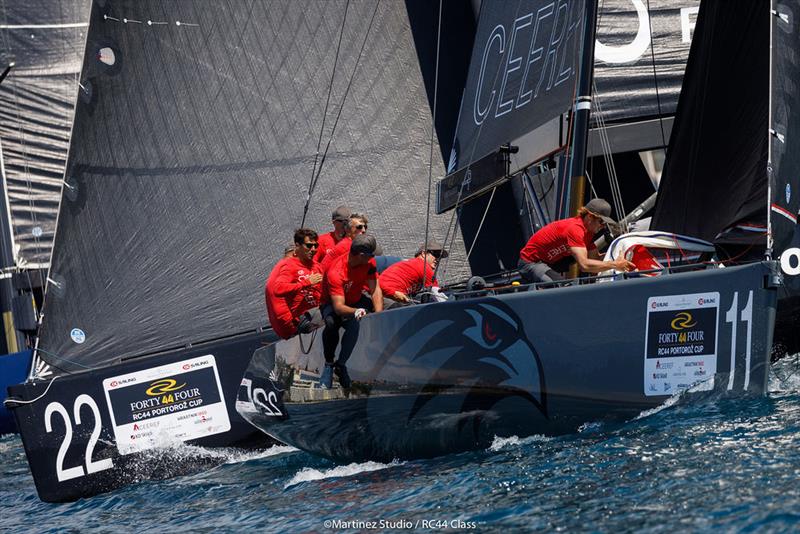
top-left (416, 240), bottom-right (449, 258)
top-left (350, 233), bottom-right (377, 256)
top-left (331, 205), bottom-right (351, 222)
top-left (584, 198), bottom-right (616, 224)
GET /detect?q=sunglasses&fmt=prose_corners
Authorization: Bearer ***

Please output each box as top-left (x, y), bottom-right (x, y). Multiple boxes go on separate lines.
top-left (302, 242), bottom-right (319, 249)
top-left (355, 224), bottom-right (367, 230)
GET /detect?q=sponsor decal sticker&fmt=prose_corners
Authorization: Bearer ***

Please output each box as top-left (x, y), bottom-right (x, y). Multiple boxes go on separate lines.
top-left (102, 355), bottom-right (230, 454)
top-left (644, 292), bottom-right (719, 396)
top-left (70, 328), bottom-right (86, 344)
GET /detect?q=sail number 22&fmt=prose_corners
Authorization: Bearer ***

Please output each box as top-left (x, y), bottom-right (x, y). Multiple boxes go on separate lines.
top-left (44, 395), bottom-right (114, 482)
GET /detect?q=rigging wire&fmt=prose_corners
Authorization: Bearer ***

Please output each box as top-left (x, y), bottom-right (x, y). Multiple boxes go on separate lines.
top-left (300, 0), bottom-right (380, 228)
top-left (591, 80), bottom-right (627, 231)
top-left (646, 0), bottom-right (669, 153)
top-left (300, 0), bottom-right (351, 228)
top-left (465, 186), bottom-right (497, 260)
top-left (422, 0), bottom-right (443, 289)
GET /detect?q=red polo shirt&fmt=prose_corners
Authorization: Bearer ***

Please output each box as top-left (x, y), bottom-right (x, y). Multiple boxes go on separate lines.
top-left (322, 254), bottom-right (378, 306)
top-left (379, 257), bottom-right (438, 297)
top-left (315, 231), bottom-right (339, 264)
top-left (520, 216), bottom-right (597, 265)
top-left (265, 257), bottom-right (322, 339)
top-left (320, 236), bottom-right (351, 272)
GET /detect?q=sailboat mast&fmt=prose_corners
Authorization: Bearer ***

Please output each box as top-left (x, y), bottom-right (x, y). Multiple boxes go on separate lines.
top-left (766, 0), bottom-right (775, 259)
top-left (0, 137), bottom-right (22, 354)
top-left (567, 0), bottom-right (599, 217)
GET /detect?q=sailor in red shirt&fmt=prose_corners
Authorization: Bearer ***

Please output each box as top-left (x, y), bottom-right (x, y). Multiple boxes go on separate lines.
top-left (265, 228), bottom-right (324, 339)
top-left (315, 205), bottom-right (351, 264)
top-left (380, 241), bottom-right (447, 306)
top-left (320, 212), bottom-right (368, 272)
top-left (518, 198), bottom-right (634, 284)
top-left (319, 233), bottom-right (383, 389)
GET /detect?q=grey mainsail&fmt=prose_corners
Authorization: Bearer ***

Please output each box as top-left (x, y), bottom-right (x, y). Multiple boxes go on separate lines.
top-left (37, 0), bottom-right (467, 373)
top-left (0, 0), bottom-right (89, 269)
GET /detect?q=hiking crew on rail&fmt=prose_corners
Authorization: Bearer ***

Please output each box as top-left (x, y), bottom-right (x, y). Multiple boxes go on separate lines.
top-left (265, 199), bottom-right (635, 389)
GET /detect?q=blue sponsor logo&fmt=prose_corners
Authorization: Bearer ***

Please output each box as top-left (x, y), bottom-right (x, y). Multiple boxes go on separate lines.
top-left (70, 328), bottom-right (86, 344)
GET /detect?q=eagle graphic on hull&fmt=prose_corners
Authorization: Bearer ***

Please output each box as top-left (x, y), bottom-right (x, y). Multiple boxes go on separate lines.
top-left (367, 297), bottom-right (547, 437)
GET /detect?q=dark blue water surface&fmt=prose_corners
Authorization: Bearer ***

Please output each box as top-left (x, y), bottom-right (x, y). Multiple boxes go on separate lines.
top-left (4, 355), bottom-right (800, 533)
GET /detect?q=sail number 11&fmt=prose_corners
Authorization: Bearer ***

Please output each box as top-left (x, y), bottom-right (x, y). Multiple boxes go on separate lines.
top-left (724, 290), bottom-right (753, 391)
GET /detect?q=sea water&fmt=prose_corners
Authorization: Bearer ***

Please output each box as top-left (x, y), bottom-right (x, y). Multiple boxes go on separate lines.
top-left (3, 355), bottom-right (800, 533)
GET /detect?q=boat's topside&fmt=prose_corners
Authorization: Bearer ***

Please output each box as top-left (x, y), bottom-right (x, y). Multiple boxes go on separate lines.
top-left (238, 261), bottom-right (779, 462)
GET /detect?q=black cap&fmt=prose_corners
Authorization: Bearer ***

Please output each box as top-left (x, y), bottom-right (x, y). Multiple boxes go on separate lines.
top-left (416, 240), bottom-right (449, 258)
top-left (331, 205), bottom-right (351, 222)
top-left (350, 234), bottom-right (377, 257)
top-left (584, 198), bottom-right (616, 224)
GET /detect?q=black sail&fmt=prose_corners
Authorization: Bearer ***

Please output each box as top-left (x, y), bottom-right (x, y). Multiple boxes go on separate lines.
top-left (651, 1), bottom-right (769, 242)
top-left (590, 0), bottom-right (698, 153)
top-left (0, 0), bottom-right (89, 268)
top-left (593, 0), bottom-right (697, 125)
top-left (438, 0), bottom-right (585, 214)
top-left (38, 0), bottom-right (466, 372)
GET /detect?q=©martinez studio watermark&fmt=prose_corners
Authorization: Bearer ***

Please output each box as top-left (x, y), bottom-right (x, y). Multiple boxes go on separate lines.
top-left (323, 518), bottom-right (477, 530)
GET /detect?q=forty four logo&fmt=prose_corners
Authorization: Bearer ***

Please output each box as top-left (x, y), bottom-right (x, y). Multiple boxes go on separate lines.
top-left (670, 312), bottom-right (697, 330)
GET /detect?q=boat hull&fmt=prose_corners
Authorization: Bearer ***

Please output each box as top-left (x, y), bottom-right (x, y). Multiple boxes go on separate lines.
top-left (7, 330), bottom-right (275, 502)
top-left (237, 262), bottom-right (778, 462)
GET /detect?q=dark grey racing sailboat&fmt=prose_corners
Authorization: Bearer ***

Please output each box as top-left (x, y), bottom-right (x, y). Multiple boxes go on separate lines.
top-left (237, 0), bottom-right (787, 463)
top-left (7, 0), bottom-right (468, 502)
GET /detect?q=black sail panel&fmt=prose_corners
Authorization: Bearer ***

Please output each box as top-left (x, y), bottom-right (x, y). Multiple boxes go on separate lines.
top-left (593, 0), bottom-right (698, 126)
top-left (770, 1), bottom-right (800, 256)
top-left (651, 0), bottom-right (768, 242)
top-left (447, 0), bottom-right (584, 179)
top-left (39, 0), bottom-right (467, 372)
top-left (0, 0), bottom-right (90, 268)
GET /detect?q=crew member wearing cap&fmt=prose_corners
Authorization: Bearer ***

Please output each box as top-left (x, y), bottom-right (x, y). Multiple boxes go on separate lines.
top-left (265, 228), bottom-right (324, 339)
top-left (315, 205), bottom-right (351, 264)
top-left (320, 212), bottom-right (369, 272)
top-left (379, 241), bottom-right (447, 305)
top-left (518, 198), bottom-right (635, 284)
top-left (319, 233), bottom-right (383, 389)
